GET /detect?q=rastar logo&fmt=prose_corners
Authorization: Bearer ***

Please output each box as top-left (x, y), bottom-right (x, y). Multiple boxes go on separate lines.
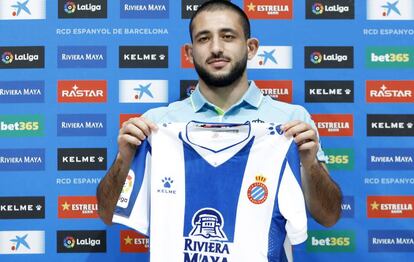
top-left (367, 196), bottom-right (414, 218)
top-left (58, 196), bottom-right (98, 218)
top-left (307, 230), bottom-right (355, 252)
top-left (312, 114), bottom-right (353, 136)
top-left (254, 80), bottom-right (292, 103)
top-left (58, 80), bottom-right (107, 103)
top-left (366, 81), bottom-right (413, 103)
top-left (366, 47), bottom-right (414, 68)
top-left (120, 230), bottom-right (149, 253)
top-left (244, 0), bottom-right (292, 19)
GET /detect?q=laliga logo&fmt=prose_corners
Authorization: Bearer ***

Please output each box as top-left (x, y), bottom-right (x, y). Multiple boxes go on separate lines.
top-left (63, 236), bottom-right (75, 248)
top-left (2, 52), bottom-right (14, 64)
top-left (310, 51), bottom-right (323, 64)
top-left (312, 3), bottom-right (324, 15)
top-left (64, 1), bottom-right (76, 14)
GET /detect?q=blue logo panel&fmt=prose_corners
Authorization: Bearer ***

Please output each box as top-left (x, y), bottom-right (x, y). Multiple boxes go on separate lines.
top-left (341, 196), bottom-right (354, 218)
top-left (57, 114), bottom-right (106, 136)
top-left (57, 46), bottom-right (107, 68)
top-left (0, 149), bottom-right (45, 171)
top-left (120, 0), bottom-right (169, 19)
top-left (367, 148), bottom-right (414, 170)
top-left (369, 230), bottom-right (414, 252)
top-left (0, 81), bottom-right (44, 103)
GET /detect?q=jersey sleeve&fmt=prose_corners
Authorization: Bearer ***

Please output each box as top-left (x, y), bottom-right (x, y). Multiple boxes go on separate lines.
top-left (277, 141), bottom-right (308, 245)
top-left (112, 139), bottom-right (151, 236)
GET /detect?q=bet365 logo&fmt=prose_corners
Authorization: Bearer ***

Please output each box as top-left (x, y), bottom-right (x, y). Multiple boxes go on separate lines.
top-left (324, 149), bottom-right (354, 170)
top-left (307, 230), bottom-right (355, 252)
top-left (367, 47), bottom-right (414, 68)
top-left (0, 115), bottom-right (43, 136)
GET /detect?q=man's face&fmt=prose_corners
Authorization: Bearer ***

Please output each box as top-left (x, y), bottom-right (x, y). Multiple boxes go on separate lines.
top-left (189, 10), bottom-right (249, 87)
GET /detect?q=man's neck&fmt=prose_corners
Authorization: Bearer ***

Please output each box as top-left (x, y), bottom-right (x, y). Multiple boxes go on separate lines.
top-left (198, 75), bottom-right (249, 112)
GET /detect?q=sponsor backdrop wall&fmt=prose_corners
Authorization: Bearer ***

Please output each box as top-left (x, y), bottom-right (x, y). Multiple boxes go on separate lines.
top-left (0, 0), bottom-right (413, 261)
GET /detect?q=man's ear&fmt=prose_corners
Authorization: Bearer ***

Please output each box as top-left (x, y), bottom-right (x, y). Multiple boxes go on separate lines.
top-left (246, 38), bottom-right (259, 60)
top-left (184, 43), bottom-right (194, 64)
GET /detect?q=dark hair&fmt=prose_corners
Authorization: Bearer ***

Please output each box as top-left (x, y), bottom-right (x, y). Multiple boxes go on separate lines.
top-left (189, 0), bottom-right (251, 42)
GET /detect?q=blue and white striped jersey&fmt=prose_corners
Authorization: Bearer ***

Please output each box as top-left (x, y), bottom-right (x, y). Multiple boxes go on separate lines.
top-left (113, 121), bottom-right (307, 262)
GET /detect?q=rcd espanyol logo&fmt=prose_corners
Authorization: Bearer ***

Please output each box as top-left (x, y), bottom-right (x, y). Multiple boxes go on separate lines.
top-left (189, 208), bottom-right (227, 241)
top-left (247, 175), bottom-right (268, 204)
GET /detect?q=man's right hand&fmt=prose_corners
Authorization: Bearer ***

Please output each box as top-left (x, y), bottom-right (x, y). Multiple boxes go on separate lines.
top-left (117, 116), bottom-right (158, 163)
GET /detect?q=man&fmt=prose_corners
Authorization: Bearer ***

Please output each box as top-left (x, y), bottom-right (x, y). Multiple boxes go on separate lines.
top-left (98, 0), bottom-right (341, 243)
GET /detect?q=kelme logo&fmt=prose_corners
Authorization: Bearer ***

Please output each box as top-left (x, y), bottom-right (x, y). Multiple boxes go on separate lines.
top-left (324, 148), bottom-right (354, 170)
top-left (307, 230), bottom-right (355, 252)
top-left (0, 115), bottom-right (43, 136)
top-left (366, 47), bottom-right (414, 68)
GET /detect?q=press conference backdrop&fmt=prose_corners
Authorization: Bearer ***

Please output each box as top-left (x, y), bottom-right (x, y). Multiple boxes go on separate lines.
top-left (0, 0), bottom-right (413, 261)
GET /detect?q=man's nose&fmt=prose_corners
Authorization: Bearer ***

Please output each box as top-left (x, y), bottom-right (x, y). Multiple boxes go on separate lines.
top-left (210, 36), bottom-right (224, 55)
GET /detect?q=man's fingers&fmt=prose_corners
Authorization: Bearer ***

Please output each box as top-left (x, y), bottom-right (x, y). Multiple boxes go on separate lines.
top-left (118, 134), bottom-right (141, 147)
top-left (281, 120), bottom-right (301, 132)
top-left (293, 129), bottom-right (317, 145)
top-left (298, 141), bottom-right (317, 151)
top-left (284, 122), bottom-right (310, 137)
top-left (139, 116), bottom-right (158, 132)
top-left (122, 123), bottom-right (146, 141)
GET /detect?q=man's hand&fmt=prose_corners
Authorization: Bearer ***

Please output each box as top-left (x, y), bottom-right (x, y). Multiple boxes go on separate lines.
top-left (281, 120), bottom-right (342, 227)
top-left (118, 116), bottom-right (158, 163)
top-left (282, 120), bottom-right (319, 168)
top-left (97, 116), bottom-right (157, 225)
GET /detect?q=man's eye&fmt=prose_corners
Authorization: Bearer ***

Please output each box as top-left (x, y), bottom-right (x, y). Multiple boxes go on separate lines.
top-left (198, 37), bottom-right (209, 42)
top-left (223, 35), bottom-right (235, 40)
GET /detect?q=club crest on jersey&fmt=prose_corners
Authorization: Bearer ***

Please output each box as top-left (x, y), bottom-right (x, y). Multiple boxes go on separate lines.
top-left (189, 208), bottom-right (227, 240)
top-left (247, 175), bottom-right (268, 204)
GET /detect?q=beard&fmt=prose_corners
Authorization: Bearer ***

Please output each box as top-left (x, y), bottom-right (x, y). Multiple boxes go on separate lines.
top-left (193, 52), bottom-right (248, 88)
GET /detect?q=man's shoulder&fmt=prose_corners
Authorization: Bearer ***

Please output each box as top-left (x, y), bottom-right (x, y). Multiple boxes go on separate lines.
top-left (261, 96), bottom-right (309, 118)
top-left (143, 98), bottom-right (191, 123)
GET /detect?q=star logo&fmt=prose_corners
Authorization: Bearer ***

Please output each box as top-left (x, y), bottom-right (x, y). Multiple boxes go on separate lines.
top-left (380, 84), bottom-right (388, 91)
top-left (72, 84), bottom-right (79, 91)
top-left (61, 202), bottom-right (70, 211)
top-left (370, 201), bottom-right (380, 210)
top-left (124, 236), bottom-right (133, 245)
top-left (247, 2), bottom-right (256, 12)
top-left (257, 49), bottom-right (277, 65)
top-left (11, 0), bottom-right (31, 17)
top-left (134, 83), bottom-right (154, 100)
top-left (382, 1), bottom-right (401, 17)
top-left (10, 234), bottom-right (30, 251)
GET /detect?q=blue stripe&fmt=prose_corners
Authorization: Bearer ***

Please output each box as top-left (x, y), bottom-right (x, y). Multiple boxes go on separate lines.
top-left (254, 191), bottom-right (265, 200)
top-left (114, 139), bottom-right (151, 217)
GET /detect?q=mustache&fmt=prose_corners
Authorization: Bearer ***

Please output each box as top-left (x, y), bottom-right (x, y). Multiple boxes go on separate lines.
top-left (206, 54), bottom-right (231, 64)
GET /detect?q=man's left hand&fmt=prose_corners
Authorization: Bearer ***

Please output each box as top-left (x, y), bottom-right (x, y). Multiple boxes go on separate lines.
top-left (282, 120), bottom-right (319, 168)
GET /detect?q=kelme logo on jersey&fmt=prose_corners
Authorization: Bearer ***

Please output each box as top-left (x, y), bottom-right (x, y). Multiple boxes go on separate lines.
top-left (120, 0), bottom-right (168, 19)
top-left (184, 208), bottom-right (230, 261)
top-left (0, 231), bottom-right (45, 254)
top-left (0, 115), bottom-right (43, 137)
top-left (305, 46), bottom-right (354, 68)
top-left (368, 230), bottom-right (414, 252)
top-left (307, 230), bottom-right (355, 252)
top-left (306, 0), bottom-right (354, 19)
top-left (366, 80), bottom-right (414, 103)
top-left (0, 148), bottom-right (44, 171)
top-left (248, 46), bottom-right (292, 69)
top-left (367, 196), bottom-right (414, 218)
top-left (57, 148), bottom-right (107, 171)
top-left (367, 148), bottom-right (414, 170)
top-left (58, 196), bottom-right (98, 219)
top-left (181, 0), bottom-right (211, 19)
top-left (247, 175), bottom-right (268, 204)
top-left (57, 46), bottom-right (106, 68)
top-left (158, 177), bottom-right (176, 194)
top-left (305, 81), bottom-right (354, 103)
top-left (367, 114), bottom-right (414, 136)
top-left (366, 47), bottom-right (414, 68)
top-left (180, 80), bottom-right (198, 100)
top-left (0, 0), bottom-right (46, 20)
top-left (312, 114), bottom-right (353, 136)
top-left (0, 46), bottom-right (44, 69)
top-left (324, 148), bottom-right (354, 170)
top-left (58, 0), bottom-right (107, 18)
top-left (58, 80), bottom-right (107, 103)
top-left (367, 0), bottom-right (414, 20)
top-left (341, 196), bottom-right (354, 218)
top-left (255, 80), bottom-right (292, 103)
top-left (244, 0), bottom-right (292, 19)
top-left (119, 80), bottom-right (168, 103)
top-left (120, 230), bottom-right (149, 253)
top-left (57, 114), bottom-right (106, 136)
top-left (0, 81), bottom-right (44, 103)
top-left (57, 230), bottom-right (106, 253)
top-left (0, 196), bottom-right (44, 219)
top-left (119, 46), bottom-right (168, 68)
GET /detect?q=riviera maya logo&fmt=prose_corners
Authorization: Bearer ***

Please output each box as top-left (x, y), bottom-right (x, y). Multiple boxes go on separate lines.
top-left (64, 1), bottom-right (76, 14)
top-left (312, 3), bottom-right (324, 15)
top-left (310, 51), bottom-right (323, 64)
top-left (63, 236), bottom-right (75, 248)
top-left (2, 52), bottom-right (14, 64)
top-left (189, 208), bottom-right (228, 241)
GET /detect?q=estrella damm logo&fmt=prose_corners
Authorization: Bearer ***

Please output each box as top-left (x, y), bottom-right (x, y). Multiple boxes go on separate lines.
top-left (307, 230), bottom-right (355, 252)
top-left (324, 148), bottom-right (354, 170)
top-left (0, 115), bottom-right (43, 136)
top-left (366, 47), bottom-right (414, 68)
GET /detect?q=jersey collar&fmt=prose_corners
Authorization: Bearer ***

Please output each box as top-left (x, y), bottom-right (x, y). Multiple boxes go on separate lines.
top-left (190, 81), bottom-right (264, 114)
